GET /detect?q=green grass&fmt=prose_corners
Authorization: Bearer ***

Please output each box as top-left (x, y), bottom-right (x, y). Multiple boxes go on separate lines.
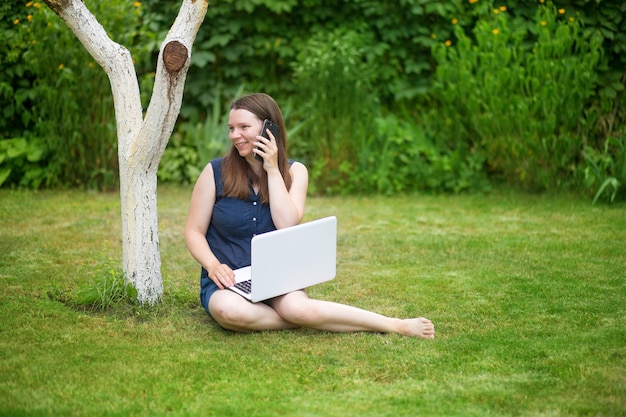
top-left (1, 186), bottom-right (624, 417)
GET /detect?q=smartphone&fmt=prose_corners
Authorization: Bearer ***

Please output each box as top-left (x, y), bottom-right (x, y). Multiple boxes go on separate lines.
top-left (255, 119), bottom-right (280, 161)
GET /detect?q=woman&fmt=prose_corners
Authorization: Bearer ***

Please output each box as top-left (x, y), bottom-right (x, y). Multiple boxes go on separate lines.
top-left (185, 93), bottom-right (434, 338)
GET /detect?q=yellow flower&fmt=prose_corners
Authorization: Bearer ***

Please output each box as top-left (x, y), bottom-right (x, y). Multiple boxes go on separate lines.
top-left (88, 62), bottom-right (94, 68)
top-left (539, 0), bottom-right (544, 3)
top-left (493, 28), bottom-right (499, 35)
top-left (493, 9), bottom-right (499, 14)
top-left (13, 19), bottom-right (19, 24)
top-left (58, 64), bottom-right (64, 70)
top-left (451, 18), bottom-right (458, 25)
top-left (33, 2), bottom-right (41, 8)
top-left (500, 6), bottom-right (507, 12)
top-left (569, 17), bottom-right (574, 22)
top-left (541, 20), bottom-right (547, 26)
top-left (133, 1), bottom-right (141, 7)
top-left (27, 15), bottom-right (33, 22)
top-left (469, 0), bottom-right (478, 3)
top-left (558, 8), bottom-right (565, 14)
top-left (26, 1), bottom-right (33, 6)
top-left (445, 40), bottom-right (452, 47)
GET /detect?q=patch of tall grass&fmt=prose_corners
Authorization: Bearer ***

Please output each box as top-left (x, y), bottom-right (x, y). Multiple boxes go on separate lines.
top-left (67, 251), bottom-right (138, 312)
top-left (584, 135), bottom-right (626, 204)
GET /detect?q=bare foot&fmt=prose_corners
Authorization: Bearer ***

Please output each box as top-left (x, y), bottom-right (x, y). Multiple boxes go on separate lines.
top-left (399, 317), bottom-right (435, 338)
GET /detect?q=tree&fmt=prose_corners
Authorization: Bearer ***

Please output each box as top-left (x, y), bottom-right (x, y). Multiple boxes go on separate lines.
top-left (42, 0), bottom-right (209, 305)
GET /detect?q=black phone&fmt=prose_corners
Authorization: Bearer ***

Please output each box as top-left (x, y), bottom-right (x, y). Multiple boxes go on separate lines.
top-left (255, 119), bottom-right (280, 161)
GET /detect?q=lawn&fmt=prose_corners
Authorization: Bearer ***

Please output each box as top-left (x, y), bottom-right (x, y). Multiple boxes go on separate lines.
top-left (0, 186), bottom-right (624, 417)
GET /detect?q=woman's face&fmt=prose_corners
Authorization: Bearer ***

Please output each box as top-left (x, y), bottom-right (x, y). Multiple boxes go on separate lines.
top-left (228, 108), bottom-right (263, 160)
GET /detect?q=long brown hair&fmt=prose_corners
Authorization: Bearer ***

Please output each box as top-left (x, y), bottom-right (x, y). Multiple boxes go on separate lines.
top-left (222, 93), bottom-right (292, 204)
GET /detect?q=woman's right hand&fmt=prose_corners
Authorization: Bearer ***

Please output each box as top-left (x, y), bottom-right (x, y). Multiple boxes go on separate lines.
top-left (209, 263), bottom-right (236, 289)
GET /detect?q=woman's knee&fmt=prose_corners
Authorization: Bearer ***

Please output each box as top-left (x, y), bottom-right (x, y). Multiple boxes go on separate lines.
top-left (209, 292), bottom-right (254, 329)
top-left (274, 294), bottom-right (322, 325)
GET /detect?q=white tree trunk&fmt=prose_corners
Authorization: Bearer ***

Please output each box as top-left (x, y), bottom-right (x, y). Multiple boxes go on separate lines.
top-left (43, 0), bottom-right (209, 305)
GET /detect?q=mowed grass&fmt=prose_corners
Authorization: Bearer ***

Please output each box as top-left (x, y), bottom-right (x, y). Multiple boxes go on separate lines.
top-left (0, 186), bottom-right (624, 417)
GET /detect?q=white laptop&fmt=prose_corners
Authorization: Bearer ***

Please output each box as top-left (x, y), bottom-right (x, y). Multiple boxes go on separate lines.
top-left (228, 216), bottom-right (337, 302)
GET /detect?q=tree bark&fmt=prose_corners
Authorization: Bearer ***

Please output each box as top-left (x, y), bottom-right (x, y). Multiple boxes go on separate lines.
top-left (42, 0), bottom-right (209, 305)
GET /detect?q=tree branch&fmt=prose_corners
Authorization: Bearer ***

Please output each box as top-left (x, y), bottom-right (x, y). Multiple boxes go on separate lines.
top-left (136, 0), bottom-right (209, 165)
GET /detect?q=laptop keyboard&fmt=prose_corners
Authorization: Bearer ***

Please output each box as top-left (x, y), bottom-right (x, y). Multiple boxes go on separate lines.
top-left (233, 280), bottom-right (252, 294)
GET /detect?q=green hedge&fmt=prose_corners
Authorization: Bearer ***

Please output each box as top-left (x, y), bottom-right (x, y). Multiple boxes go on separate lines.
top-left (1, 0), bottom-right (624, 202)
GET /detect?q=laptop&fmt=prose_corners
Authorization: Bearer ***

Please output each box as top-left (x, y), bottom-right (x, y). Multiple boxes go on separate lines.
top-left (228, 216), bottom-right (337, 302)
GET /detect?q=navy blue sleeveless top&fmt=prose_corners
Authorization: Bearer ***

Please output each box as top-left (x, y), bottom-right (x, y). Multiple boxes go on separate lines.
top-left (200, 158), bottom-right (277, 279)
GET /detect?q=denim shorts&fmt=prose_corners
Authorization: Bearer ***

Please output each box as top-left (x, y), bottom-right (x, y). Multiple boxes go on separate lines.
top-left (200, 277), bottom-right (219, 317)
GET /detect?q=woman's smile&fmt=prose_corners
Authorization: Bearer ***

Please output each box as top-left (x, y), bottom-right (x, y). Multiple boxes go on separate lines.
top-left (233, 140), bottom-right (251, 150)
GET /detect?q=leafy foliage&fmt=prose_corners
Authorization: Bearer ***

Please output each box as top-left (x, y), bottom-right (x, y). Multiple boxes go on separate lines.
top-left (1, 0), bottom-right (157, 189)
top-left (354, 114), bottom-right (490, 194)
top-left (291, 26), bottom-right (380, 194)
top-left (1, 0), bottom-right (624, 202)
top-left (0, 137), bottom-right (47, 187)
top-left (430, 2), bottom-right (603, 191)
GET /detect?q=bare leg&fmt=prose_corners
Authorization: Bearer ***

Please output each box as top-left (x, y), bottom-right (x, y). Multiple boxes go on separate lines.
top-left (209, 290), bottom-right (298, 332)
top-left (269, 291), bottom-right (435, 339)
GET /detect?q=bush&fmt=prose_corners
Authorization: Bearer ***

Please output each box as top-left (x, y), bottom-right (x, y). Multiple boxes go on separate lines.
top-left (1, 0), bottom-right (157, 189)
top-left (290, 26), bottom-right (380, 194)
top-left (430, 2), bottom-right (603, 191)
top-left (2, 0), bottom-right (624, 199)
top-left (353, 113), bottom-right (490, 194)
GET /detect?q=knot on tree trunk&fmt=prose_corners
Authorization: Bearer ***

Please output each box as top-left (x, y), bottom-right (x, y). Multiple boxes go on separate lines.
top-left (42, 0), bottom-right (71, 14)
top-left (163, 41), bottom-right (188, 74)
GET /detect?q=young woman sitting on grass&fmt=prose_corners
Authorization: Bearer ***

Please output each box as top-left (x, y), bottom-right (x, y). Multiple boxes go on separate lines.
top-left (185, 93), bottom-right (435, 338)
